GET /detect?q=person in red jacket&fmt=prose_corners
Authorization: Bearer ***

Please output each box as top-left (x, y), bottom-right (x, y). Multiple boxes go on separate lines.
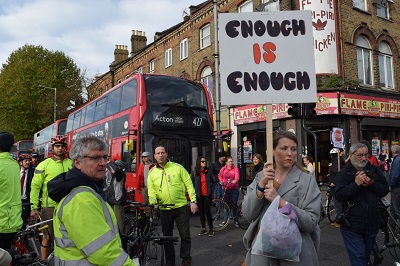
top-left (360, 140), bottom-right (379, 166)
top-left (218, 156), bottom-right (240, 227)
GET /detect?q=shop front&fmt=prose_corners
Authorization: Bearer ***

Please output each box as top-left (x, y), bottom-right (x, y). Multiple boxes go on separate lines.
top-left (233, 91), bottom-right (400, 186)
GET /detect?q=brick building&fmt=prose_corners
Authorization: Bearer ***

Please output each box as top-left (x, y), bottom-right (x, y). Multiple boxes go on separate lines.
top-left (87, 0), bottom-right (400, 184)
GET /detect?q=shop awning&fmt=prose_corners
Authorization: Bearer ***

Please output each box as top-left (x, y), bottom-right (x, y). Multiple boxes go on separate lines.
top-left (213, 130), bottom-right (233, 138)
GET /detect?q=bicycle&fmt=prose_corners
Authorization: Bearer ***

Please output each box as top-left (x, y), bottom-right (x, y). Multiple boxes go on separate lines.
top-left (9, 218), bottom-right (54, 266)
top-left (212, 182), bottom-right (250, 231)
top-left (319, 182), bottom-right (337, 223)
top-left (371, 198), bottom-right (400, 265)
top-left (121, 201), bottom-right (178, 266)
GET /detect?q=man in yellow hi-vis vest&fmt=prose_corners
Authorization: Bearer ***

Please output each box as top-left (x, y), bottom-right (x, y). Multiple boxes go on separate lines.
top-left (48, 136), bottom-right (136, 265)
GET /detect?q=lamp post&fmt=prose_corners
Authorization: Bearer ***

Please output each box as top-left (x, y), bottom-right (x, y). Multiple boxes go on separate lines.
top-left (38, 85), bottom-right (57, 122)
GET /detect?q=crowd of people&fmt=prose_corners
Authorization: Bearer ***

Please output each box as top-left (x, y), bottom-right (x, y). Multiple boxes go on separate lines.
top-left (2, 128), bottom-right (400, 266)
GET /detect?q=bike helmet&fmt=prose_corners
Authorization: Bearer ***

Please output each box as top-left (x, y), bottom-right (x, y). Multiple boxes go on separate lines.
top-left (31, 152), bottom-right (39, 158)
top-left (50, 135), bottom-right (68, 146)
top-left (0, 131), bottom-right (14, 152)
top-left (18, 153), bottom-right (31, 161)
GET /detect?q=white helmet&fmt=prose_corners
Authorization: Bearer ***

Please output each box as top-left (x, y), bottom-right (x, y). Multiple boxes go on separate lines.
top-left (330, 148), bottom-right (340, 154)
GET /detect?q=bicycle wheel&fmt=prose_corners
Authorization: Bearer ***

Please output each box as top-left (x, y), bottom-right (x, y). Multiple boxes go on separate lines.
top-left (327, 198), bottom-right (337, 224)
top-left (236, 203), bottom-right (250, 230)
top-left (212, 199), bottom-right (231, 231)
top-left (142, 231), bottom-right (165, 266)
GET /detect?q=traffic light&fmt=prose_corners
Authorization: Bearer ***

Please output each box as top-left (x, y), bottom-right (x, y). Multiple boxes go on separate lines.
top-left (287, 103), bottom-right (301, 117)
top-left (305, 103), bottom-right (317, 119)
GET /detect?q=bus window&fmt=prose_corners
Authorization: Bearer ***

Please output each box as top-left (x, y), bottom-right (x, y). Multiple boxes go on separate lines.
top-left (84, 103), bottom-right (95, 126)
top-left (106, 89), bottom-right (121, 117)
top-left (120, 80), bottom-right (137, 111)
top-left (72, 110), bottom-right (82, 130)
top-left (94, 97), bottom-right (107, 121)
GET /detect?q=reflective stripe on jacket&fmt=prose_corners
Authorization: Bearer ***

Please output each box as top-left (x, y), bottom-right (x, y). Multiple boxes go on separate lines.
top-left (0, 152), bottom-right (23, 233)
top-left (53, 186), bottom-right (135, 265)
top-left (30, 157), bottom-right (72, 209)
top-left (147, 161), bottom-right (196, 209)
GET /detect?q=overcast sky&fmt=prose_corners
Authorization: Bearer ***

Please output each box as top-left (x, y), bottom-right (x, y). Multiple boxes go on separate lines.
top-left (0, 0), bottom-right (206, 78)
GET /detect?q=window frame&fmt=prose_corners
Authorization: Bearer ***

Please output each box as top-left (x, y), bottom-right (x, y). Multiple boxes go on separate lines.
top-left (353, 0), bottom-right (368, 11)
top-left (149, 60), bottom-right (155, 73)
top-left (262, 0), bottom-right (280, 11)
top-left (378, 42), bottom-right (394, 90)
top-left (165, 48), bottom-right (172, 68)
top-left (356, 35), bottom-right (373, 86)
top-left (200, 24), bottom-right (211, 50)
top-left (239, 0), bottom-right (253, 12)
top-left (180, 38), bottom-right (188, 61)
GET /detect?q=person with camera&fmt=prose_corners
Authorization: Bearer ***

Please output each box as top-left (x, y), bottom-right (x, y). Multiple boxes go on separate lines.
top-left (334, 142), bottom-right (389, 266)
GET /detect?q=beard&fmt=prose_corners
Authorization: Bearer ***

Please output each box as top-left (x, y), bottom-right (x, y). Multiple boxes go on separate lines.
top-left (351, 158), bottom-right (368, 170)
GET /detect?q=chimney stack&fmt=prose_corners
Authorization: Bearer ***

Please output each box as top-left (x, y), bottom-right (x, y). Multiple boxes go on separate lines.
top-left (131, 30), bottom-right (147, 55)
top-left (114, 45), bottom-right (129, 65)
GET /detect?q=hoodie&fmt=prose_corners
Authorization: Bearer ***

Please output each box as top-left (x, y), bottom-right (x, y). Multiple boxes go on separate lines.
top-left (48, 167), bottom-right (104, 203)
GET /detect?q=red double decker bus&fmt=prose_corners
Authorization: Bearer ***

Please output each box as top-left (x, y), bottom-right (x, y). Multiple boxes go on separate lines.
top-left (32, 118), bottom-right (67, 160)
top-left (10, 140), bottom-right (33, 160)
top-left (65, 74), bottom-right (214, 202)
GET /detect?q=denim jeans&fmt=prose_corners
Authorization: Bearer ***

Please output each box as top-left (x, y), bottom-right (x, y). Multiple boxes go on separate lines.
top-left (160, 205), bottom-right (191, 264)
top-left (341, 228), bottom-right (378, 266)
top-left (224, 189), bottom-right (239, 223)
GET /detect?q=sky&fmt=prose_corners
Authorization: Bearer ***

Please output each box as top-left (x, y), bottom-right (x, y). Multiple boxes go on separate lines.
top-left (0, 0), bottom-right (206, 78)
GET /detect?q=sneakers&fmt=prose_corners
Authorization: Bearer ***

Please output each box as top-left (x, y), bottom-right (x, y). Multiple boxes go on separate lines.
top-left (234, 221), bottom-right (239, 228)
top-left (219, 221), bottom-right (227, 227)
top-left (207, 229), bottom-right (214, 237)
top-left (330, 222), bottom-right (340, 228)
top-left (198, 228), bottom-right (207, 236)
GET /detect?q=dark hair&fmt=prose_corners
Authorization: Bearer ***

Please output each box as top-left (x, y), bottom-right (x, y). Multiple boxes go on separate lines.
top-left (195, 156), bottom-right (207, 174)
top-left (253, 153), bottom-right (264, 164)
top-left (273, 130), bottom-right (298, 149)
top-left (304, 156), bottom-right (314, 164)
top-left (216, 152), bottom-right (226, 159)
top-left (0, 132), bottom-right (14, 152)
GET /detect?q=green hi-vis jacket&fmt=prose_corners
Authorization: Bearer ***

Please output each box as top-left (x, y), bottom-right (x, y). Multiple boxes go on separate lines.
top-left (0, 152), bottom-right (23, 233)
top-left (147, 161), bottom-right (196, 209)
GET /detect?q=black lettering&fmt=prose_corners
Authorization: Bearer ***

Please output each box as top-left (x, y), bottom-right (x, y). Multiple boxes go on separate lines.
top-left (284, 72), bottom-right (296, 90)
top-left (241, 20), bottom-right (253, 38)
top-left (244, 72), bottom-right (258, 92)
top-left (225, 20), bottom-right (240, 38)
top-left (266, 21), bottom-right (281, 37)
top-left (296, 71), bottom-right (310, 90)
top-left (292, 19), bottom-right (306, 36)
top-left (281, 20), bottom-right (292, 37)
top-left (259, 72), bottom-right (270, 91)
top-left (254, 20), bottom-right (266, 37)
top-left (227, 71), bottom-right (243, 93)
top-left (270, 72), bottom-right (284, 90)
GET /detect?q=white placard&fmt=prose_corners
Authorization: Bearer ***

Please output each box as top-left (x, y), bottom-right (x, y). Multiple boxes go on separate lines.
top-left (219, 11), bottom-right (317, 105)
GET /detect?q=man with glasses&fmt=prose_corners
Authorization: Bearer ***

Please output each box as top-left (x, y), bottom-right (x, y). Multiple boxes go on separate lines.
top-left (148, 146), bottom-right (198, 266)
top-left (334, 142), bottom-right (389, 266)
top-left (48, 136), bottom-right (136, 265)
top-left (30, 135), bottom-right (72, 260)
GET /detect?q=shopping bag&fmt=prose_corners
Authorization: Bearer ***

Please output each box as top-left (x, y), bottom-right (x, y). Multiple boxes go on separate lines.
top-left (251, 196), bottom-right (302, 262)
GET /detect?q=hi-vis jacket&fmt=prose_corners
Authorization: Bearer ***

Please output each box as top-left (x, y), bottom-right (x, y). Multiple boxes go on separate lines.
top-left (48, 167), bottom-right (135, 265)
top-left (0, 152), bottom-right (22, 233)
top-left (30, 157), bottom-right (72, 210)
top-left (147, 161), bottom-right (196, 209)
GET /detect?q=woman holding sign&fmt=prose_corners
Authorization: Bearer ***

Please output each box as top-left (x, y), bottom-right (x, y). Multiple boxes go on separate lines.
top-left (242, 130), bottom-right (320, 265)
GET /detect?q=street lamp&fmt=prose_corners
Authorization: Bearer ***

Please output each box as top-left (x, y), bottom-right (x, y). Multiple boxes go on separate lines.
top-left (38, 85), bottom-right (57, 122)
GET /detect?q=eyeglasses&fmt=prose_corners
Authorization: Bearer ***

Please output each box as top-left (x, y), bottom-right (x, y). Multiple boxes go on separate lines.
top-left (201, 160), bottom-right (207, 163)
top-left (353, 153), bottom-right (368, 159)
top-left (83, 155), bottom-right (110, 163)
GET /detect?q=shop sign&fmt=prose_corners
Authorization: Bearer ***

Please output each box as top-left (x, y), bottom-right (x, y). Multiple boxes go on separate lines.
top-left (219, 11), bottom-right (317, 105)
top-left (315, 92), bottom-right (339, 115)
top-left (340, 93), bottom-right (400, 118)
top-left (298, 0), bottom-right (339, 75)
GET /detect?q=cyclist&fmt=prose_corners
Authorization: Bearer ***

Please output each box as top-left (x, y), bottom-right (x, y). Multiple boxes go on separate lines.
top-left (48, 136), bottom-right (136, 265)
top-left (30, 152), bottom-right (40, 167)
top-left (0, 132), bottom-right (22, 249)
top-left (30, 135), bottom-right (72, 260)
top-left (18, 153), bottom-right (35, 225)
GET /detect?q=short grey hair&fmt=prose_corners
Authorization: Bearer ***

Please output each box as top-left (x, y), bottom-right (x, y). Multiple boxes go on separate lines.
top-left (391, 145), bottom-right (400, 155)
top-left (69, 136), bottom-right (107, 161)
top-left (349, 142), bottom-right (367, 155)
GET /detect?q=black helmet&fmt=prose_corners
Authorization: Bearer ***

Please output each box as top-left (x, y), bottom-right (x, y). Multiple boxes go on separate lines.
top-left (0, 132), bottom-right (14, 152)
top-left (31, 152), bottom-right (39, 158)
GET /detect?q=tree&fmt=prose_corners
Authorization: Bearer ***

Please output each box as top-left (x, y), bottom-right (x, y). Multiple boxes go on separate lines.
top-left (0, 44), bottom-right (87, 141)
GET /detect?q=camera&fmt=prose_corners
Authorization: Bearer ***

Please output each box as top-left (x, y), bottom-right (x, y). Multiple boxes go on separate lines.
top-left (335, 213), bottom-right (351, 227)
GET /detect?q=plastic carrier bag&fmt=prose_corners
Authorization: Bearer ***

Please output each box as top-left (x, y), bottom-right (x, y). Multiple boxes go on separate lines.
top-left (251, 196), bottom-right (302, 262)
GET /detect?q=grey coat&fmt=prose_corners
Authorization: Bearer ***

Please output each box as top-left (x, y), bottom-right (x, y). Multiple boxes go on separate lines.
top-left (242, 166), bottom-right (320, 266)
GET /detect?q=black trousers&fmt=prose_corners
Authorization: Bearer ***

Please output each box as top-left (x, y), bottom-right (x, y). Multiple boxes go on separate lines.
top-left (160, 205), bottom-right (191, 264)
top-left (197, 195), bottom-right (213, 229)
